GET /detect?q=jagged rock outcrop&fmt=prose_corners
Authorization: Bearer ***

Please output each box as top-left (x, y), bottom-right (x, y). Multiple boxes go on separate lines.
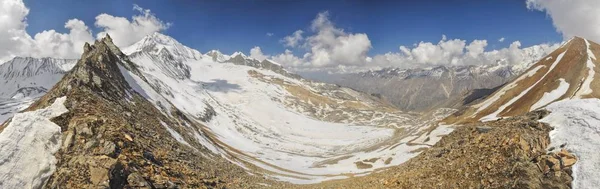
top-left (225, 53), bottom-right (302, 79)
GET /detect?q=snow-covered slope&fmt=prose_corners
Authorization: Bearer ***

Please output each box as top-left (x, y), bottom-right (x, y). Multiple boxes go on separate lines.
top-left (0, 97), bottom-right (68, 189)
top-left (0, 57), bottom-right (76, 99)
top-left (541, 99), bottom-right (600, 189)
top-left (448, 37), bottom-right (600, 123)
top-left (121, 33), bottom-right (453, 183)
top-left (0, 57), bottom-right (76, 123)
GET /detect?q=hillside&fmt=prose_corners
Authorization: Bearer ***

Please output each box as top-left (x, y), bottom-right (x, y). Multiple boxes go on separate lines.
top-left (0, 33), bottom-right (456, 187)
top-left (448, 37), bottom-right (600, 123)
top-left (321, 44), bottom-right (556, 112)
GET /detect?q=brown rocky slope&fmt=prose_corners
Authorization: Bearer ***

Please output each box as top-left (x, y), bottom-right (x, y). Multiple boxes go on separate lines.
top-left (304, 111), bottom-right (576, 188)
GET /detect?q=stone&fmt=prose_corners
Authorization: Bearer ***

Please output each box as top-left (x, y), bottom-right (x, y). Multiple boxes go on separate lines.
top-left (89, 166), bottom-right (109, 186)
top-left (561, 156), bottom-right (577, 167)
top-left (127, 172), bottom-right (151, 188)
top-left (84, 140), bottom-right (97, 150)
top-left (62, 131), bottom-right (75, 150)
top-left (98, 141), bottom-right (116, 156)
top-left (476, 126), bottom-right (493, 133)
top-left (124, 133), bottom-right (133, 142)
top-left (546, 157), bottom-right (561, 171)
top-left (77, 123), bottom-right (93, 136)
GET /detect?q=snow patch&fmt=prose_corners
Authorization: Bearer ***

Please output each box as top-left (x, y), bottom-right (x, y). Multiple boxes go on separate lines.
top-left (530, 78), bottom-right (570, 111)
top-left (573, 39), bottom-right (596, 98)
top-left (480, 49), bottom-right (567, 121)
top-left (160, 121), bottom-right (191, 147)
top-left (0, 97), bottom-right (68, 189)
top-left (474, 64), bottom-right (545, 113)
top-left (541, 99), bottom-right (600, 188)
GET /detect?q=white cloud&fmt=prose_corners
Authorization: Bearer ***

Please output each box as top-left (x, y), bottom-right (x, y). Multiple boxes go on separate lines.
top-left (0, 0), bottom-right (95, 62)
top-left (498, 37), bottom-right (505, 42)
top-left (273, 11), bottom-right (560, 73)
top-left (249, 46), bottom-right (268, 61)
top-left (96, 4), bottom-right (171, 47)
top-left (272, 49), bottom-right (309, 67)
top-left (372, 36), bottom-right (558, 69)
top-left (0, 1), bottom-right (170, 62)
top-left (466, 40), bottom-right (487, 58)
top-left (281, 30), bottom-right (304, 47)
top-left (266, 32), bottom-right (274, 37)
top-left (527, 0), bottom-right (600, 42)
top-left (277, 11), bottom-right (371, 70)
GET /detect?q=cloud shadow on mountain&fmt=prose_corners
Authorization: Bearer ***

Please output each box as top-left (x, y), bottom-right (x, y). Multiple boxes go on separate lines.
top-left (201, 79), bottom-right (241, 93)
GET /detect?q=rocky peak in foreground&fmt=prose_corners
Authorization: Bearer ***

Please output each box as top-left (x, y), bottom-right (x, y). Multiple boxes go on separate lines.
top-left (18, 35), bottom-right (281, 188)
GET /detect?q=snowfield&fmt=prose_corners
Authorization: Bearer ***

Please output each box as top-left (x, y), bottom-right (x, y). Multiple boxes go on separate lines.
top-left (0, 97), bottom-right (68, 189)
top-left (530, 78), bottom-right (570, 111)
top-left (123, 36), bottom-right (449, 183)
top-left (541, 99), bottom-right (600, 189)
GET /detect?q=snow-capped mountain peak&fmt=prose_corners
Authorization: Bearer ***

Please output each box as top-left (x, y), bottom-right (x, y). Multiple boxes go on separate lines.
top-left (230, 51), bottom-right (248, 59)
top-left (122, 32), bottom-right (202, 60)
top-left (205, 49), bottom-right (230, 62)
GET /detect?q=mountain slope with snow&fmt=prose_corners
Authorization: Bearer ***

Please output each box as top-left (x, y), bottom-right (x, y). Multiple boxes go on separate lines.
top-left (0, 33), bottom-right (455, 187)
top-left (122, 32), bottom-right (451, 183)
top-left (448, 37), bottom-right (600, 123)
top-left (0, 57), bottom-right (76, 123)
top-left (0, 57), bottom-right (76, 99)
top-left (321, 45), bottom-right (557, 112)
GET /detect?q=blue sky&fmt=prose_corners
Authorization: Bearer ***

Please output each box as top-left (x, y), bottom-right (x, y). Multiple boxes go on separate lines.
top-left (23, 0), bottom-right (561, 56)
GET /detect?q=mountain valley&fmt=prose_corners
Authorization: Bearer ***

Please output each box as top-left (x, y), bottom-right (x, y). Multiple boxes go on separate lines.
top-left (0, 33), bottom-right (598, 188)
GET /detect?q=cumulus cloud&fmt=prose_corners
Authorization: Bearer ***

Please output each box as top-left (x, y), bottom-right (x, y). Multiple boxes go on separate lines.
top-left (266, 32), bottom-right (274, 37)
top-left (271, 49), bottom-right (310, 67)
top-left (249, 46), bottom-right (268, 61)
top-left (96, 4), bottom-right (171, 47)
top-left (281, 30), bottom-right (304, 47)
top-left (0, 0), bottom-right (95, 62)
top-left (276, 11), bottom-right (372, 70)
top-left (498, 37), bottom-right (505, 42)
top-left (368, 36), bottom-right (559, 71)
top-left (527, 0), bottom-right (600, 42)
top-left (0, 0), bottom-right (169, 62)
top-left (273, 11), bottom-right (560, 73)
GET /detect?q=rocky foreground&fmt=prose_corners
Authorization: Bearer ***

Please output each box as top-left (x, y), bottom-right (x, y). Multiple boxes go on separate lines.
top-left (303, 111), bottom-right (576, 188)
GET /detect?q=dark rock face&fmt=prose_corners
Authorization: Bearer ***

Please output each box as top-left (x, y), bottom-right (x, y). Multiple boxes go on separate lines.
top-left (225, 55), bottom-right (302, 79)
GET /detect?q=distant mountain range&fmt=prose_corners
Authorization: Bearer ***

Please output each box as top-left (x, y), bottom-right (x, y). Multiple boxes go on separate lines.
top-left (320, 45), bottom-right (557, 112)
